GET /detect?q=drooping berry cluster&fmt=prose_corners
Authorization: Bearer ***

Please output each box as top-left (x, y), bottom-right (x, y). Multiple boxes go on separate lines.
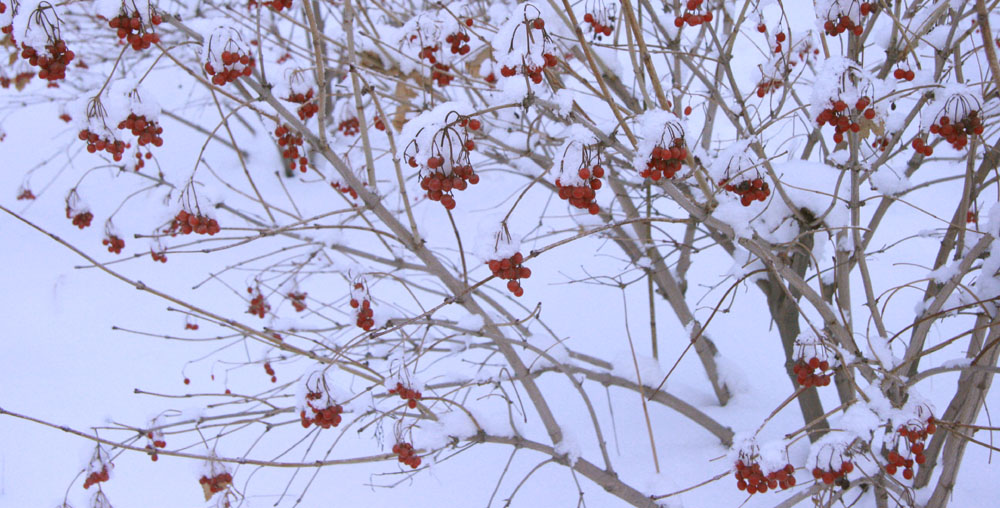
top-left (184, 321), bottom-right (198, 330)
top-left (102, 235), bottom-right (125, 254)
top-left (583, 12), bottom-right (614, 37)
top-left (144, 430), bottom-right (167, 462)
top-left (349, 282), bottom-right (375, 331)
top-left (755, 78), bottom-right (783, 98)
top-left (389, 382), bottom-right (423, 409)
top-left (247, 287), bottom-right (270, 319)
top-left (337, 117), bottom-right (359, 136)
top-left (109, 10), bottom-right (162, 51)
top-left (719, 177), bottom-right (770, 206)
top-left (168, 210), bottom-right (220, 235)
top-left (793, 357), bottom-right (833, 387)
top-left (555, 145), bottom-right (605, 215)
top-left (288, 291), bottom-right (307, 312)
top-left (886, 416), bottom-right (936, 480)
top-left (67, 207), bottom-right (94, 229)
top-left (673, 0), bottom-right (713, 28)
top-left (734, 460), bottom-right (796, 494)
top-left (118, 113), bottom-right (163, 147)
top-left (642, 138), bottom-right (688, 181)
top-left (17, 188), bottom-right (36, 200)
top-left (263, 361), bottom-right (276, 382)
top-left (410, 34), bottom-right (454, 87)
top-left (929, 111), bottom-right (983, 151)
top-left (392, 442), bottom-right (421, 469)
top-left (79, 129), bottom-right (127, 161)
top-left (445, 29), bottom-right (470, 56)
top-left (205, 50), bottom-right (255, 86)
top-left (498, 18), bottom-right (557, 84)
top-left (151, 249), bottom-right (168, 263)
top-left (275, 124), bottom-right (309, 172)
top-left (83, 467), bottom-right (110, 489)
top-left (300, 391), bottom-right (344, 428)
top-left (199, 472), bottom-right (233, 497)
top-left (822, 2), bottom-right (872, 36)
top-left (20, 40), bottom-right (74, 81)
top-left (488, 252), bottom-right (531, 297)
top-left (815, 96), bottom-right (876, 144)
top-left (408, 115), bottom-right (482, 210)
top-left (331, 181), bottom-right (360, 200)
top-left (286, 88), bottom-right (318, 120)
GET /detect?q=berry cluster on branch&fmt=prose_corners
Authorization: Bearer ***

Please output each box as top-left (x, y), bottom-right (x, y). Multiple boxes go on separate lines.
top-left (168, 210), bottom-right (220, 236)
top-left (488, 252), bottom-right (531, 297)
top-left (108, 10), bottom-right (162, 51)
top-left (642, 138), bottom-right (687, 181)
top-left (673, 0), bottom-right (713, 28)
top-left (300, 391), bottom-right (344, 428)
top-left (389, 382), bottom-right (423, 409)
top-left (393, 442), bottom-right (421, 469)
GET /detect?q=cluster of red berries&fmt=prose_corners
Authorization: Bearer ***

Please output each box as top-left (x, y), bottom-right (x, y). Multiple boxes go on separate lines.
top-left (412, 39), bottom-right (453, 87)
top-left (288, 291), bottom-right (307, 312)
top-left (199, 472), bottom-right (233, 496)
top-left (145, 431), bottom-right (167, 461)
top-left (205, 50), bottom-right (254, 86)
top-left (499, 52), bottom-right (557, 84)
top-left (286, 89), bottom-right (318, 120)
top-left (102, 235), bottom-right (125, 254)
top-left (755, 78), bottom-right (783, 98)
top-left (734, 460), bottom-right (795, 494)
top-left (20, 40), bottom-right (74, 81)
top-left (816, 97), bottom-right (876, 144)
top-left (642, 139), bottom-right (687, 181)
top-left (169, 210), bottom-right (221, 235)
top-left (67, 208), bottom-right (94, 229)
top-left (556, 164), bottom-right (604, 215)
top-left (411, 117), bottom-right (481, 210)
top-left (118, 113), bottom-right (164, 147)
top-left (792, 357), bottom-right (833, 387)
top-left (300, 392), bottom-right (343, 428)
top-left (893, 67), bottom-right (916, 81)
top-left (871, 136), bottom-right (890, 152)
top-left (488, 252), bottom-right (531, 297)
top-left (151, 249), bottom-right (168, 263)
top-left (109, 11), bottom-right (162, 51)
top-left (331, 181), bottom-right (360, 199)
top-left (583, 13), bottom-right (613, 36)
top-left (811, 460), bottom-right (853, 486)
top-left (910, 136), bottom-right (934, 157)
top-left (388, 382), bottom-right (422, 409)
top-left (392, 442), bottom-right (421, 469)
top-left (184, 322), bottom-right (198, 330)
top-left (258, 0), bottom-right (293, 12)
top-left (770, 31), bottom-right (787, 54)
top-left (83, 466), bottom-right (110, 489)
top-left (350, 283), bottom-right (375, 330)
top-left (247, 288), bottom-right (270, 319)
top-left (418, 161), bottom-right (477, 210)
top-left (17, 189), bottom-right (36, 200)
top-left (275, 124), bottom-right (309, 172)
top-left (263, 361), bottom-right (276, 382)
top-left (352, 297), bottom-right (374, 330)
top-left (719, 177), bottom-right (770, 206)
top-left (445, 30), bottom-right (471, 55)
top-left (373, 117), bottom-right (386, 131)
top-left (337, 117), bottom-right (359, 136)
top-left (79, 129), bottom-right (127, 161)
top-left (822, 3), bottom-right (872, 36)
top-left (886, 417), bottom-right (935, 480)
top-left (673, 0), bottom-right (713, 28)
top-left (929, 112), bottom-right (983, 151)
